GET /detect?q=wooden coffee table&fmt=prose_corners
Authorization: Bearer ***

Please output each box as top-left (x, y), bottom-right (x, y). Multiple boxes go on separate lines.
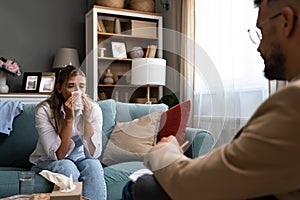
top-left (0, 193), bottom-right (49, 200)
top-left (1, 193), bottom-right (89, 200)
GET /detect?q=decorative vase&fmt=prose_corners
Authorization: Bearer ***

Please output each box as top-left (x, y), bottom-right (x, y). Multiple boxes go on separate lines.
top-left (129, 46), bottom-right (144, 58)
top-left (114, 18), bottom-right (121, 34)
top-left (103, 69), bottom-right (114, 84)
top-left (0, 71), bottom-right (9, 93)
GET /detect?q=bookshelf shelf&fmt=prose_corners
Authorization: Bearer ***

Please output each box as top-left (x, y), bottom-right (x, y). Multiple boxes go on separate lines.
top-left (97, 32), bottom-right (158, 40)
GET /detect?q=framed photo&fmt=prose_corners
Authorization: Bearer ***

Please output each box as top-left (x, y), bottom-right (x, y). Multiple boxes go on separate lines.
top-left (111, 41), bottom-right (127, 58)
top-left (39, 72), bottom-right (56, 93)
top-left (22, 72), bottom-right (42, 93)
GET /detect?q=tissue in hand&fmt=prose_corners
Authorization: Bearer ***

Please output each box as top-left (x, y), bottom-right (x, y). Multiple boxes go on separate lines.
top-left (72, 91), bottom-right (84, 111)
top-left (39, 170), bottom-right (76, 192)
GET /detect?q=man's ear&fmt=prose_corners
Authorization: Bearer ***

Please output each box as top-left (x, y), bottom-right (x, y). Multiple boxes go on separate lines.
top-left (281, 7), bottom-right (297, 37)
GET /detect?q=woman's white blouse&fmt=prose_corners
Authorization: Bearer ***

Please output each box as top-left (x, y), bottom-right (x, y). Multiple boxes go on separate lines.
top-left (29, 101), bottom-right (103, 165)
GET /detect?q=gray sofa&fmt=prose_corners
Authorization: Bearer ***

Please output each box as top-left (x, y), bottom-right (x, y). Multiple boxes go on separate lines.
top-left (0, 99), bottom-right (214, 199)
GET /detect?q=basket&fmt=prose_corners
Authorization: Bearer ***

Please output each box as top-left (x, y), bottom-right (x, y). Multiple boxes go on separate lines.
top-left (129, 0), bottom-right (155, 12)
top-left (96, 0), bottom-right (125, 9)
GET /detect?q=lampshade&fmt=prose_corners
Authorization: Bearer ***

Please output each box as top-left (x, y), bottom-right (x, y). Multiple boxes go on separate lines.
top-left (52, 48), bottom-right (80, 68)
top-left (131, 58), bottom-right (166, 104)
top-left (131, 58), bottom-right (166, 86)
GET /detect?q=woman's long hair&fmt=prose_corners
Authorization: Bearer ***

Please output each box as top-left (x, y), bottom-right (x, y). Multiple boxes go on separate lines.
top-left (37, 65), bottom-right (86, 132)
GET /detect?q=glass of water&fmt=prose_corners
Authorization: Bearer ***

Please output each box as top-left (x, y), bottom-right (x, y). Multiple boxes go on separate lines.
top-left (18, 171), bottom-right (35, 195)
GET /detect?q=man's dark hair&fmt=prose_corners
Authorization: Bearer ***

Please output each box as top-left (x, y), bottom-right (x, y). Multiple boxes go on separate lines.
top-left (254, 0), bottom-right (300, 7)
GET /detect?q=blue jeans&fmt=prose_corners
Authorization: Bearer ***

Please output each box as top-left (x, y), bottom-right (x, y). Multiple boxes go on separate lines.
top-left (32, 158), bottom-right (107, 200)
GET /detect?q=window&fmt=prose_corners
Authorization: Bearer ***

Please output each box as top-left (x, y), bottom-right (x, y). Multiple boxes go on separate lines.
top-left (194, 0), bottom-right (268, 147)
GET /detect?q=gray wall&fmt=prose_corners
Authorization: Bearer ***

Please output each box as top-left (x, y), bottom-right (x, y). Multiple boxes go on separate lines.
top-left (0, 0), bottom-right (171, 92)
top-left (0, 0), bottom-right (88, 92)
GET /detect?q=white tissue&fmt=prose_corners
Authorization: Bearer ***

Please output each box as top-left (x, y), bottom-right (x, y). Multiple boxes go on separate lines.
top-left (39, 170), bottom-right (76, 192)
top-left (72, 91), bottom-right (84, 111)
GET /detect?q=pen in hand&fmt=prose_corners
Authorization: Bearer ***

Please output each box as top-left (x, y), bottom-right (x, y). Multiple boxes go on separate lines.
top-left (180, 140), bottom-right (189, 149)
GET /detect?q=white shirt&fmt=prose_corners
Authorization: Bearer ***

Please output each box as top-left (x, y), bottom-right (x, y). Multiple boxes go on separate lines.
top-left (30, 101), bottom-right (103, 165)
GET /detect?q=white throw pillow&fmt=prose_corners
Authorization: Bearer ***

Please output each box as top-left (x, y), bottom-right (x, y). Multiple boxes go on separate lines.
top-left (101, 110), bottom-right (162, 166)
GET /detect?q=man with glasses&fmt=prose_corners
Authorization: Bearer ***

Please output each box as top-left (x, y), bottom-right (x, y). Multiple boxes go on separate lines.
top-left (123, 0), bottom-right (300, 199)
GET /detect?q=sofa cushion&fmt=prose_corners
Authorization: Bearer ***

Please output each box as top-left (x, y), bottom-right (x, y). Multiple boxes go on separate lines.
top-left (104, 161), bottom-right (145, 200)
top-left (101, 111), bottom-right (162, 166)
top-left (157, 100), bottom-right (191, 145)
top-left (97, 99), bottom-right (117, 138)
top-left (0, 104), bottom-right (38, 169)
top-left (115, 102), bottom-right (168, 122)
top-left (0, 171), bottom-right (53, 198)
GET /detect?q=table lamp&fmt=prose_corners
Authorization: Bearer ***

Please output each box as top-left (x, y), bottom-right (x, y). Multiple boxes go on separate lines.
top-left (52, 48), bottom-right (80, 68)
top-left (131, 58), bottom-right (166, 104)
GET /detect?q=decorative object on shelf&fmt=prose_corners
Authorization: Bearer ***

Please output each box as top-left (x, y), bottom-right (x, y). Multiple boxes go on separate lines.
top-left (98, 47), bottom-right (106, 57)
top-left (129, 0), bottom-right (155, 12)
top-left (0, 57), bottom-right (22, 93)
top-left (129, 46), bottom-right (144, 58)
top-left (114, 18), bottom-right (121, 34)
top-left (131, 58), bottom-right (166, 104)
top-left (103, 69), bottom-right (114, 84)
top-left (96, 0), bottom-right (125, 9)
top-left (145, 44), bottom-right (157, 58)
top-left (130, 20), bottom-right (157, 38)
top-left (52, 48), bottom-right (80, 68)
top-left (39, 72), bottom-right (56, 93)
top-left (98, 91), bottom-right (108, 100)
top-left (0, 70), bottom-right (9, 93)
top-left (111, 41), bottom-right (127, 58)
top-left (97, 18), bottom-right (106, 32)
top-left (22, 72), bottom-right (42, 93)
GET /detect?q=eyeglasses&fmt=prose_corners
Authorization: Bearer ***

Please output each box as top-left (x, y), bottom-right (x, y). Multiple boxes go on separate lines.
top-left (248, 12), bottom-right (282, 45)
top-left (248, 12), bottom-right (298, 45)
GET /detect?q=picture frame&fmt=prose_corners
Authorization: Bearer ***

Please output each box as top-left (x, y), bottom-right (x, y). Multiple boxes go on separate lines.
top-left (39, 72), bottom-right (56, 93)
top-left (22, 72), bottom-right (42, 93)
top-left (111, 41), bottom-right (127, 58)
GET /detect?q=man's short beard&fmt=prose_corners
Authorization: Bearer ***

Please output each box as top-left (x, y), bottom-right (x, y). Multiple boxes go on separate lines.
top-left (263, 44), bottom-right (286, 80)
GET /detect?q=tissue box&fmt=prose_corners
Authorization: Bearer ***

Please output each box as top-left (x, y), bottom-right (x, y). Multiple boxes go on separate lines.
top-left (50, 182), bottom-right (82, 200)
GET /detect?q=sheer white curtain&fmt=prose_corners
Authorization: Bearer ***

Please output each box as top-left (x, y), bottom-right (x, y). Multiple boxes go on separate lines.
top-left (194, 0), bottom-right (269, 147)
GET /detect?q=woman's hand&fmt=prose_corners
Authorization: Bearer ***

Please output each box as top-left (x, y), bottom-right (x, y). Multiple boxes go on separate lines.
top-left (64, 95), bottom-right (77, 120)
top-left (82, 94), bottom-right (93, 122)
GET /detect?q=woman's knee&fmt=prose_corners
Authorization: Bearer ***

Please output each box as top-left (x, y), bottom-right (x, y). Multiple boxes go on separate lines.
top-left (77, 159), bottom-right (104, 177)
top-left (48, 159), bottom-right (80, 180)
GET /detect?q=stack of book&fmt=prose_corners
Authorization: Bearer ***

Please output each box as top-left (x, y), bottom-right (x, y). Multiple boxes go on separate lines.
top-left (144, 44), bottom-right (157, 58)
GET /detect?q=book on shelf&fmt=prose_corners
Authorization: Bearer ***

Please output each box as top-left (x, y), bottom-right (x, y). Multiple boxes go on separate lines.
top-left (97, 18), bottom-right (106, 32)
top-left (145, 45), bottom-right (157, 58)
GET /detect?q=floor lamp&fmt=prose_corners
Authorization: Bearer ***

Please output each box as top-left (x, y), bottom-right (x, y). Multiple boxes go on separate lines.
top-left (131, 58), bottom-right (166, 104)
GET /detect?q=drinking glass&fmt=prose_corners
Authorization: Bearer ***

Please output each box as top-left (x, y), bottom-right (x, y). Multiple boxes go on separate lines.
top-left (18, 171), bottom-right (35, 195)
